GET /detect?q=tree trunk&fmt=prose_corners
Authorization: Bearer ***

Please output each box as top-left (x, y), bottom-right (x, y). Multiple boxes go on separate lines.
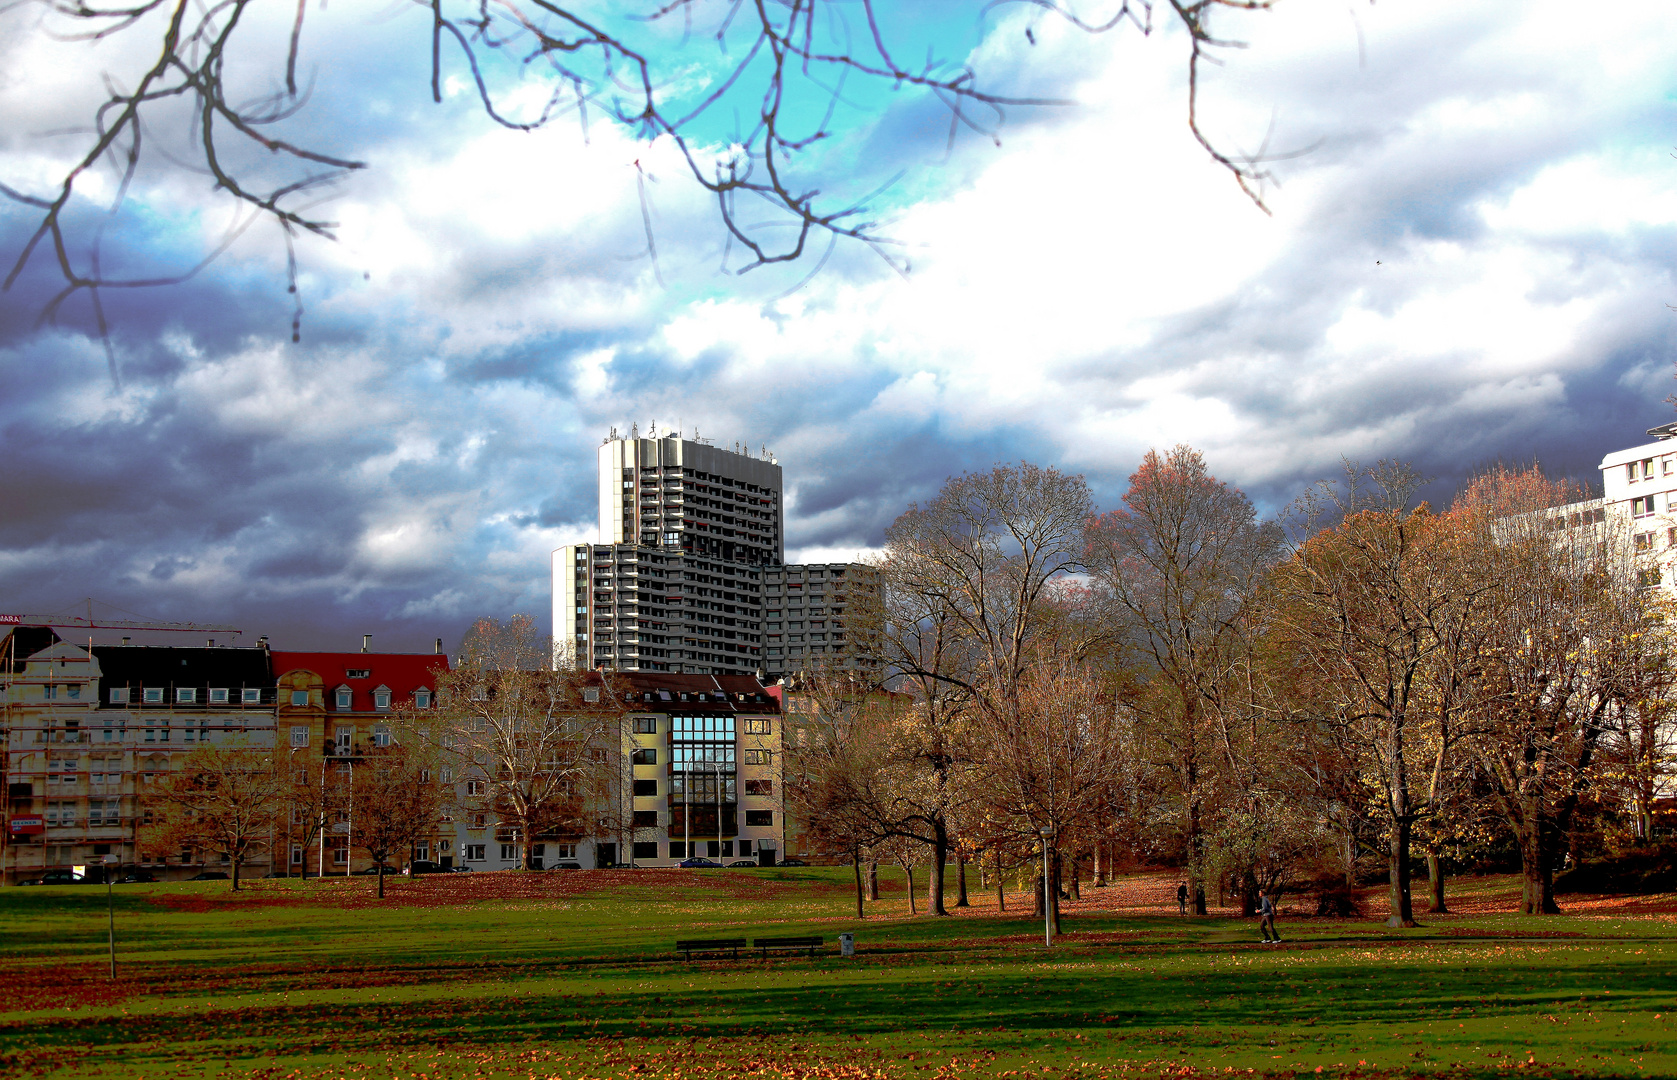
top-left (1093, 843), bottom-right (1105, 887)
top-left (1386, 818), bottom-right (1416, 927)
top-left (1427, 852), bottom-right (1447, 913)
top-left (905, 864), bottom-right (917, 915)
top-left (231, 855), bottom-right (241, 892)
top-left (377, 862), bottom-right (385, 899)
top-left (1067, 854), bottom-right (1081, 900)
top-left (996, 853), bottom-right (1006, 913)
top-left (853, 853), bottom-right (864, 919)
top-left (1033, 871), bottom-right (1045, 917)
top-left (868, 860), bottom-right (879, 901)
top-left (928, 826), bottom-right (949, 916)
top-left (1516, 819), bottom-right (1561, 915)
top-left (956, 853), bottom-right (969, 907)
top-left (1049, 850), bottom-right (1062, 935)
top-left (1240, 868), bottom-right (1258, 917)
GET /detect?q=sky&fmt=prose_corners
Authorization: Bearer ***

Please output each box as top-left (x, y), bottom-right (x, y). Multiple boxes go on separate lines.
top-left (1, 0), bottom-right (1674, 652)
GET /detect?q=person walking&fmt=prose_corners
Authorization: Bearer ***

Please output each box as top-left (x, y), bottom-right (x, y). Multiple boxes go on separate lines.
top-left (1176, 882), bottom-right (1189, 915)
top-left (1257, 888), bottom-right (1280, 943)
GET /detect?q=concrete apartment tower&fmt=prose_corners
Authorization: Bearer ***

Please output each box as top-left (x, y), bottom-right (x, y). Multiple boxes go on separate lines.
top-left (551, 429), bottom-right (874, 679)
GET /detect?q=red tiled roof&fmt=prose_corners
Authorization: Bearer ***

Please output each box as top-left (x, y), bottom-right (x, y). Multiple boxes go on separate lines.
top-left (270, 651), bottom-right (450, 714)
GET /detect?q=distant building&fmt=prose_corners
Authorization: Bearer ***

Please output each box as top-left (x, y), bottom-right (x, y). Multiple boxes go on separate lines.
top-left (552, 431), bottom-right (875, 681)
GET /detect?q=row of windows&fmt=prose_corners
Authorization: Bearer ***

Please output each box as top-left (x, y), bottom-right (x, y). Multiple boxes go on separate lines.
top-left (109, 687), bottom-right (265, 705)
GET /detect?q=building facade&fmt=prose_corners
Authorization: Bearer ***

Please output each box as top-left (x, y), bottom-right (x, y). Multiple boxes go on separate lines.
top-left (552, 431), bottom-right (876, 680)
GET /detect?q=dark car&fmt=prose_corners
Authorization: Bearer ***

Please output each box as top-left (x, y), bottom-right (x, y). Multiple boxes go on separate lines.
top-left (678, 857), bottom-right (721, 868)
top-left (450, 865), bottom-right (474, 872)
top-left (403, 861), bottom-right (448, 876)
top-left (185, 871), bottom-right (229, 881)
top-left (726, 860), bottom-right (758, 868)
top-left (778, 857), bottom-right (810, 867)
top-left (549, 861), bottom-right (583, 870)
top-left (18, 869), bottom-right (84, 886)
top-left (351, 865), bottom-right (396, 876)
top-left (119, 870), bottom-right (157, 884)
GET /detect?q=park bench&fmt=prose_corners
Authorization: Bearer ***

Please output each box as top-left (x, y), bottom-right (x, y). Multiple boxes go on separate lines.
top-left (674, 938), bottom-right (747, 960)
top-left (752, 935), bottom-right (824, 958)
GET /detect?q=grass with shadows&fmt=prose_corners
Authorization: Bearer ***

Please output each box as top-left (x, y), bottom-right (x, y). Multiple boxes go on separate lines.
top-left (1, 868), bottom-right (1674, 1078)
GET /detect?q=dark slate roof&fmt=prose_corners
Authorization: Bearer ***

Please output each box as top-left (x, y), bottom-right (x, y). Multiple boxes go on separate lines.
top-left (92, 645), bottom-right (275, 707)
top-left (609, 671), bottom-right (779, 713)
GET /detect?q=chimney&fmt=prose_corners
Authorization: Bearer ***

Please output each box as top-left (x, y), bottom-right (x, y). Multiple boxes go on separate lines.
top-left (361, 634), bottom-right (371, 653)
top-left (435, 638), bottom-right (443, 655)
top-left (257, 635), bottom-right (269, 650)
top-left (121, 637), bottom-right (130, 646)
top-left (207, 638), bottom-right (215, 648)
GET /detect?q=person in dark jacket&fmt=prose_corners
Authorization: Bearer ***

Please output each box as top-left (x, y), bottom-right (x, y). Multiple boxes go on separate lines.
top-left (1177, 882), bottom-right (1189, 915)
top-left (1257, 889), bottom-right (1279, 942)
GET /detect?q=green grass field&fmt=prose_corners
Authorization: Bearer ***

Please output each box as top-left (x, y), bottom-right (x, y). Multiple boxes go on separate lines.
top-left (1, 868), bottom-right (1674, 1079)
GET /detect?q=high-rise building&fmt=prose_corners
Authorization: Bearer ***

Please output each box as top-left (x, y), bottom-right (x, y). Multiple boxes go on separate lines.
top-left (552, 431), bottom-right (876, 680)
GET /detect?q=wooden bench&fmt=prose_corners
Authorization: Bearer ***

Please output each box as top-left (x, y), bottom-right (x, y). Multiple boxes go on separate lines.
top-left (674, 938), bottom-right (746, 960)
top-left (753, 935), bottom-right (824, 958)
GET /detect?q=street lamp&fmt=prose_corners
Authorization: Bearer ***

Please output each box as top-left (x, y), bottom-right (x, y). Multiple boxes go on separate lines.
top-left (1040, 823), bottom-right (1055, 948)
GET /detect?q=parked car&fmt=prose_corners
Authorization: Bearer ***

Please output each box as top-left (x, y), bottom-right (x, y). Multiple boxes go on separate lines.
top-left (18, 869), bottom-right (84, 886)
top-left (726, 860), bottom-right (758, 868)
top-left (778, 857), bottom-right (810, 867)
top-left (450, 865), bottom-right (474, 872)
top-left (351, 865), bottom-right (396, 876)
top-left (403, 861), bottom-right (448, 876)
top-left (678, 857), bottom-right (722, 868)
top-left (185, 871), bottom-right (229, 881)
top-left (118, 870), bottom-right (157, 884)
top-left (549, 861), bottom-right (583, 870)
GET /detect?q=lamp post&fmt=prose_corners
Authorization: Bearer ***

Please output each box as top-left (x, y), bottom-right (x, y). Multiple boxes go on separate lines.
top-left (1040, 824), bottom-right (1054, 948)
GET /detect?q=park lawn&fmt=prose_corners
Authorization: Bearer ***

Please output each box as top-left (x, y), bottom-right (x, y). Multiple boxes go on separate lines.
top-left (1, 870), bottom-right (1675, 1079)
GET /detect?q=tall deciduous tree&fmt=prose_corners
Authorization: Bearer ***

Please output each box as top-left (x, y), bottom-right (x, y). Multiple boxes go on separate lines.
top-left (859, 462), bottom-right (1093, 914)
top-left (1085, 445), bottom-right (1283, 914)
top-left (351, 742), bottom-right (448, 898)
top-left (406, 615), bottom-right (617, 872)
top-left (1450, 466), bottom-right (1677, 914)
top-left (142, 743), bottom-right (282, 891)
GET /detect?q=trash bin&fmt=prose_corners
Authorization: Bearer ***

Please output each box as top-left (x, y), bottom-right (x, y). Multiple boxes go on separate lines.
top-left (839, 932), bottom-right (855, 957)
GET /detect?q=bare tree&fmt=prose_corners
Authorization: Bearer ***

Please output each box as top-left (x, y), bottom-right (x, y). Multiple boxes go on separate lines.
top-left (403, 615), bottom-right (617, 872)
top-left (141, 743), bottom-right (281, 891)
top-left (1084, 444), bottom-right (1283, 914)
top-left (351, 742), bottom-right (447, 897)
top-left (0, 0), bottom-right (1284, 356)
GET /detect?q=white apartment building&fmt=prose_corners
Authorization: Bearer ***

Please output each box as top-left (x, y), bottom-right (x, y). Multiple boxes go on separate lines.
top-left (1592, 423), bottom-right (1677, 592)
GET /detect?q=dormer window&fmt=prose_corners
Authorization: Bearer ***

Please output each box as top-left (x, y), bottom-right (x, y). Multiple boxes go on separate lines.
top-left (208, 688), bottom-right (228, 704)
top-left (414, 690), bottom-right (431, 709)
top-left (242, 688), bottom-right (261, 704)
top-left (143, 687), bottom-right (163, 703)
top-left (582, 687), bottom-right (600, 703)
top-left (372, 686), bottom-right (391, 710)
top-left (347, 669), bottom-right (371, 679)
top-left (109, 688), bottom-right (129, 704)
top-left (177, 688), bottom-right (197, 704)
top-left (335, 686), bottom-right (352, 710)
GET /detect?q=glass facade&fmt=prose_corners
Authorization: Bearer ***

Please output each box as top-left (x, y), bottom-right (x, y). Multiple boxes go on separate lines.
top-left (670, 715), bottom-right (736, 806)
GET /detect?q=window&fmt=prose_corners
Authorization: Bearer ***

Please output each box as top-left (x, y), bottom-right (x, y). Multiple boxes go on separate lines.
top-left (631, 810), bottom-right (658, 829)
top-left (373, 726), bottom-right (391, 748)
top-left (336, 728), bottom-right (352, 751)
top-left (176, 688), bottom-right (197, 704)
top-left (500, 843), bottom-right (518, 861)
top-left (582, 687), bottom-right (601, 703)
top-left (290, 726), bottom-right (309, 748)
top-left (66, 684), bottom-right (81, 700)
top-left (346, 669), bottom-right (371, 679)
top-left (633, 779), bottom-right (658, 797)
top-left (109, 688), bottom-right (129, 704)
top-left (242, 688), bottom-right (262, 704)
top-left (745, 809), bottom-right (773, 827)
top-left (336, 689), bottom-right (352, 710)
top-left (1639, 568), bottom-right (1662, 590)
top-left (143, 688), bottom-right (164, 703)
top-left (89, 799), bottom-right (120, 826)
top-left (44, 684), bottom-right (58, 701)
top-left (1632, 495), bottom-right (1656, 518)
top-left (208, 688), bottom-right (228, 704)
top-left (1636, 532), bottom-right (1653, 552)
top-left (632, 841), bottom-right (659, 860)
top-left (632, 717), bottom-right (656, 734)
top-left (331, 837), bottom-right (349, 864)
top-left (373, 688), bottom-right (391, 710)
top-left (744, 779), bottom-right (773, 796)
top-left (742, 749), bottom-right (772, 765)
top-left (631, 748), bottom-right (657, 765)
top-left (464, 844), bottom-right (486, 862)
top-left (745, 718), bottom-right (771, 735)
top-left (290, 690), bottom-right (308, 706)
top-left (414, 690), bottom-right (431, 709)
top-left (668, 841), bottom-right (686, 858)
top-left (46, 800), bottom-right (77, 827)
top-left (466, 780), bottom-right (485, 797)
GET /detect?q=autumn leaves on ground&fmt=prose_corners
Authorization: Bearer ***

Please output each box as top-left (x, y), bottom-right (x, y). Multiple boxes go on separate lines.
top-left (1, 869), bottom-right (1674, 1080)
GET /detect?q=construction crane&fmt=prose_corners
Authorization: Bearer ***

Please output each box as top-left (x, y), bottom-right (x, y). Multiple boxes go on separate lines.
top-left (0, 598), bottom-right (240, 637)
